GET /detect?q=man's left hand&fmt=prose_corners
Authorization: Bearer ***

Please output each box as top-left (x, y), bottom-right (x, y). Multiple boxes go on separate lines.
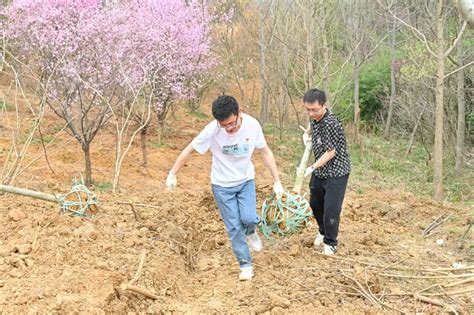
top-left (273, 181), bottom-right (285, 199)
top-left (304, 165), bottom-right (315, 177)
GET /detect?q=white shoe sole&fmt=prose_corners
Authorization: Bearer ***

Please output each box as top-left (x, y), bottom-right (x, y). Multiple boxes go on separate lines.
top-left (239, 273), bottom-right (254, 281)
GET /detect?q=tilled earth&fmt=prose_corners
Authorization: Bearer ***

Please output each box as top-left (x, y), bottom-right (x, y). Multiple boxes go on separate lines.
top-left (0, 111), bottom-right (473, 314)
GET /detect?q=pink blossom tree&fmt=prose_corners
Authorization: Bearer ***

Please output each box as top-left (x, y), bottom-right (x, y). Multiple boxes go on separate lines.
top-left (4, 0), bottom-right (215, 187)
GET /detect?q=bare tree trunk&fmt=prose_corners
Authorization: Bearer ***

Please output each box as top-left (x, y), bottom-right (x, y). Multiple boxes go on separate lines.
top-left (157, 119), bottom-right (164, 145)
top-left (321, 10), bottom-right (331, 107)
top-left (113, 130), bottom-right (121, 190)
top-left (281, 42), bottom-right (289, 125)
top-left (83, 144), bottom-right (92, 187)
top-left (322, 33), bottom-right (330, 105)
top-left (258, 2), bottom-right (269, 123)
top-left (305, 12), bottom-right (315, 89)
top-left (433, 0), bottom-right (446, 201)
top-left (353, 63), bottom-right (361, 141)
top-left (406, 103), bottom-right (428, 155)
top-left (384, 18), bottom-right (397, 139)
top-left (455, 32), bottom-right (465, 176)
top-left (141, 126), bottom-right (148, 167)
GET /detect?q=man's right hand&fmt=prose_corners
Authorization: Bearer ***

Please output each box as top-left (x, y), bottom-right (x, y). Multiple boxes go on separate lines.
top-left (166, 171), bottom-right (177, 192)
top-left (302, 132), bottom-right (311, 144)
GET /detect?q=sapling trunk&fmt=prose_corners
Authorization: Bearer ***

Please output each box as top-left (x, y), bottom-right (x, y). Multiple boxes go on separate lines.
top-left (292, 141), bottom-right (312, 194)
top-left (0, 184), bottom-right (57, 203)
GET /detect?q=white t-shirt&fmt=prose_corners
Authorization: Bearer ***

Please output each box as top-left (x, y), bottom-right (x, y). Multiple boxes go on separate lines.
top-left (191, 113), bottom-right (267, 187)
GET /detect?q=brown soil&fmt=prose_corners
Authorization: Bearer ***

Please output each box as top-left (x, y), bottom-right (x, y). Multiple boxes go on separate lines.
top-left (0, 104), bottom-right (473, 314)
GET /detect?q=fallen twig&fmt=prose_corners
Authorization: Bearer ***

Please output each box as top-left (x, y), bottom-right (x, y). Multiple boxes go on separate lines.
top-left (117, 200), bottom-right (143, 223)
top-left (414, 294), bottom-right (458, 314)
top-left (421, 214), bottom-right (452, 238)
top-left (121, 249), bottom-right (159, 300)
top-left (122, 284), bottom-right (159, 300)
top-left (317, 252), bottom-right (473, 273)
top-left (32, 225), bottom-right (40, 253)
top-left (117, 200), bottom-right (160, 209)
top-left (130, 249), bottom-right (146, 285)
top-left (422, 215), bottom-right (443, 236)
top-left (460, 221), bottom-right (472, 240)
top-left (341, 272), bottom-right (381, 307)
top-left (379, 273), bottom-right (474, 279)
top-left (315, 252), bottom-right (382, 268)
top-left (443, 277), bottom-right (474, 288)
top-left (424, 288), bottom-right (474, 297)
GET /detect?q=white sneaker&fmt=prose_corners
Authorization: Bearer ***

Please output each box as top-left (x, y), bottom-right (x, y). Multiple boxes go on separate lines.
top-left (239, 266), bottom-right (254, 281)
top-left (313, 233), bottom-right (324, 247)
top-left (323, 244), bottom-right (337, 256)
top-left (246, 231), bottom-right (263, 252)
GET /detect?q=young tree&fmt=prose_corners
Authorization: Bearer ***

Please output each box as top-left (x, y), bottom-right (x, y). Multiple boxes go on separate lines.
top-left (5, 0), bottom-right (215, 187)
top-left (385, 0), bottom-right (469, 201)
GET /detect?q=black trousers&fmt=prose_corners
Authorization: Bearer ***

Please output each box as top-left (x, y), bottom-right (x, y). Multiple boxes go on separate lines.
top-left (309, 174), bottom-right (349, 246)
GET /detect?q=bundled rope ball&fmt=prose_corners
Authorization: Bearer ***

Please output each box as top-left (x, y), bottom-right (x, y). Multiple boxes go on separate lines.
top-left (259, 139), bottom-right (314, 239)
top-left (57, 179), bottom-right (98, 219)
top-left (260, 190), bottom-right (312, 239)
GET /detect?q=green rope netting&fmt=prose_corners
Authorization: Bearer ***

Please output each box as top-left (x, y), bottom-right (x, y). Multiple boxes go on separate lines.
top-left (56, 179), bottom-right (98, 219)
top-left (259, 191), bottom-right (312, 239)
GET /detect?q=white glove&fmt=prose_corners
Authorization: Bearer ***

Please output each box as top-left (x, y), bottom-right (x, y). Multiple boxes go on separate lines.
top-left (166, 171), bottom-right (177, 192)
top-left (302, 132), bottom-right (311, 144)
top-left (273, 181), bottom-right (285, 199)
top-left (304, 165), bottom-right (315, 177)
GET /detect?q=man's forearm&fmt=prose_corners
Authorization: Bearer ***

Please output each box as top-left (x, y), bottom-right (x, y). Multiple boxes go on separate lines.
top-left (170, 143), bottom-right (195, 174)
top-left (310, 149), bottom-right (336, 170)
top-left (261, 147), bottom-right (280, 182)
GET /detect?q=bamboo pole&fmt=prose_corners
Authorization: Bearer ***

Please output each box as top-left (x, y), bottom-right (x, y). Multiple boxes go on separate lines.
top-left (0, 184), bottom-right (57, 203)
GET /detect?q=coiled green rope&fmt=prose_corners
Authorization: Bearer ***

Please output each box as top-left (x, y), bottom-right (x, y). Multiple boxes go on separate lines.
top-left (56, 178), bottom-right (98, 219)
top-left (259, 191), bottom-right (312, 239)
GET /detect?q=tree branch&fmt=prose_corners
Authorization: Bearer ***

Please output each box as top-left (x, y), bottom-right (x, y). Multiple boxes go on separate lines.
top-left (444, 21), bottom-right (467, 58)
top-left (444, 60), bottom-right (474, 79)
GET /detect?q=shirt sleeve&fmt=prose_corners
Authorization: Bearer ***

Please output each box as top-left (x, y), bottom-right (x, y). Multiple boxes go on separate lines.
top-left (321, 121), bottom-right (339, 151)
top-left (254, 121), bottom-right (267, 149)
top-left (191, 123), bottom-right (214, 155)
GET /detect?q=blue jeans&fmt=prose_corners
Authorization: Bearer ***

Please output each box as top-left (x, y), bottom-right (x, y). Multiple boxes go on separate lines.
top-left (212, 179), bottom-right (260, 268)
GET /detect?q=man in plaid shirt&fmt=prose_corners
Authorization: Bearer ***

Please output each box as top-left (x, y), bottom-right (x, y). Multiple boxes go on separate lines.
top-left (302, 88), bottom-right (351, 255)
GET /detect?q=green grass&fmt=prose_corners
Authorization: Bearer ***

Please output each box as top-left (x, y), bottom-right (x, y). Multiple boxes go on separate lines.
top-left (20, 135), bottom-right (54, 145)
top-left (189, 110), bottom-right (209, 120)
top-left (350, 134), bottom-right (473, 205)
top-left (0, 100), bottom-right (13, 111)
top-left (262, 123), bottom-right (277, 135)
top-left (152, 142), bottom-right (171, 149)
top-left (92, 180), bottom-right (112, 191)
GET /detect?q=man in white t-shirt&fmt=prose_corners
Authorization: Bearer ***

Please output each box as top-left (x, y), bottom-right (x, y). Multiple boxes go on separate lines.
top-left (166, 95), bottom-right (284, 281)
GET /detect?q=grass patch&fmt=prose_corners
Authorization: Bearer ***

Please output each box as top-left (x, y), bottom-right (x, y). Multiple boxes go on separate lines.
top-left (20, 135), bottom-right (54, 145)
top-left (152, 142), bottom-right (171, 149)
top-left (189, 110), bottom-right (209, 120)
top-left (92, 181), bottom-right (112, 191)
top-left (0, 100), bottom-right (14, 111)
top-left (262, 123), bottom-right (277, 135)
top-left (350, 134), bottom-right (473, 205)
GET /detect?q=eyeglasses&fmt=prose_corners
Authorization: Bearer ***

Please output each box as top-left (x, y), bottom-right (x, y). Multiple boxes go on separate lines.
top-left (306, 106), bottom-right (324, 114)
top-left (218, 114), bottom-right (240, 130)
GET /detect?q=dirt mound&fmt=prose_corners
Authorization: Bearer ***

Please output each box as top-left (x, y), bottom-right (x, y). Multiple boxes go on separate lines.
top-left (1, 181), bottom-right (472, 313)
top-left (0, 107), bottom-right (472, 313)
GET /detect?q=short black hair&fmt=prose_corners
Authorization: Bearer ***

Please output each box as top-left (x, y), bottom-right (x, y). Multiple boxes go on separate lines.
top-left (212, 95), bottom-right (239, 121)
top-left (303, 88), bottom-right (326, 105)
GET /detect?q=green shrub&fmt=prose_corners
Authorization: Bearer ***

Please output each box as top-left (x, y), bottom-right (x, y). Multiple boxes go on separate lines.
top-left (359, 55), bottom-right (391, 122)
